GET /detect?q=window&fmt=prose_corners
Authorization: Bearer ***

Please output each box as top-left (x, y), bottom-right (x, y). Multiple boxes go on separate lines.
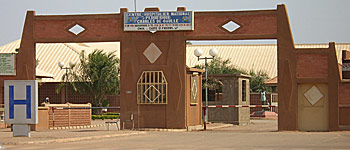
top-left (190, 75), bottom-right (199, 105)
top-left (242, 80), bottom-right (246, 101)
top-left (137, 71), bottom-right (167, 104)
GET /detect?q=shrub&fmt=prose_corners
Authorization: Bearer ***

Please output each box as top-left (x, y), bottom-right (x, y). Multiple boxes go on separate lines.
top-left (103, 112), bottom-right (120, 116)
top-left (92, 114), bottom-right (119, 120)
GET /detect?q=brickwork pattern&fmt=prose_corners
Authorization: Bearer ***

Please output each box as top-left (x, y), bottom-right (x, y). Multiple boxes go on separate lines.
top-left (339, 107), bottom-right (350, 125)
top-left (296, 54), bottom-right (328, 78)
top-left (38, 82), bottom-right (119, 111)
top-left (34, 16), bottom-right (121, 41)
top-left (48, 104), bottom-right (91, 128)
top-left (250, 93), bottom-right (272, 112)
top-left (106, 95), bottom-right (120, 113)
top-left (188, 14), bottom-right (277, 36)
top-left (339, 82), bottom-right (350, 105)
top-left (39, 83), bottom-right (62, 104)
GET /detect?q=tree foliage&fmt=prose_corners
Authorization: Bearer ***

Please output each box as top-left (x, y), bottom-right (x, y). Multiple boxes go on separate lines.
top-left (195, 57), bottom-right (246, 75)
top-left (195, 57), bottom-right (246, 91)
top-left (249, 70), bottom-right (271, 92)
top-left (69, 50), bottom-right (120, 110)
top-left (195, 57), bottom-right (271, 92)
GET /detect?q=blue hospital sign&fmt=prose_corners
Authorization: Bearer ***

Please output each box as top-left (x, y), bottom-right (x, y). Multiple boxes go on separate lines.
top-left (124, 11), bottom-right (194, 31)
top-left (4, 80), bottom-right (38, 124)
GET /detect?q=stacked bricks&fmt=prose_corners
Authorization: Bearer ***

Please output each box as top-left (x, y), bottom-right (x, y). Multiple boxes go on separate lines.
top-left (47, 103), bottom-right (91, 128)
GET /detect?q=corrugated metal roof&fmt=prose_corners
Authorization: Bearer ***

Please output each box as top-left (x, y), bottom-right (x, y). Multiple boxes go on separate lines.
top-left (187, 43), bottom-right (350, 78)
top-left (0, 41), bottom-right (119, 82)
top-left (0, 40), bottom-right (20, 53)
top-left (186, 44), bottom-right (278, 78)
top-left (1, 40), bottom-right (350, 82)
top-left (36, 43), bottom-right (80, 82)
top-left (63, 42), bottom-right (120, 57)
top-left (36, 68), bottom-right (54, 78)
top-left (264, 76), bottom-right (278, 86)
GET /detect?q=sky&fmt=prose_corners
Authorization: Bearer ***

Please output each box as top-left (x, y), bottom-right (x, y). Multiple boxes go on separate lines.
top-left (0, 0), bottom-right (350, 46)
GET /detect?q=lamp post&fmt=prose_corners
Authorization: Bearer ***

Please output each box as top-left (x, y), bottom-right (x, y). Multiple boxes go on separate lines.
top-left (58, 61), bottom-right (75, 103)
top-left (134, 0), bottom-right (137, 12)
top-left (194, 48), bottom-right (218, 130)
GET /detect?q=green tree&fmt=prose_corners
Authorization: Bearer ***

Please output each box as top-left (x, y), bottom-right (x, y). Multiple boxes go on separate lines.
top-left (69, 50), bottom-right (120, 114)
top-left (203, 57), bottom-right (246, 75)
top-left (249, 70), bottom-right (271, 92)
top-left (195, 57), bottom-right (271, 92)
top-left (194, 57), bottom-right (246, 91)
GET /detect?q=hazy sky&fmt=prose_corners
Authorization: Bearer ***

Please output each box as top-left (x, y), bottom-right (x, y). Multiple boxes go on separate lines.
top-left (0, 0), bottom-right (349, 46)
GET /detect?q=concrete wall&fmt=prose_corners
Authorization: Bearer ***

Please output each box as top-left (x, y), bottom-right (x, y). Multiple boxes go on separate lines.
top-left (35, 107), bottom-right (50, 130)
top-left (298, 84), bottom-right (329, 131)
top-left (238, 78), bottom-right (250, 125)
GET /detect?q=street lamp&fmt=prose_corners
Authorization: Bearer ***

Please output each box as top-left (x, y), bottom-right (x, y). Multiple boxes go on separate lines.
top-left (58, 61), bottom-right (75, 103)
top-left (194, 48), bottom-right (218, 130)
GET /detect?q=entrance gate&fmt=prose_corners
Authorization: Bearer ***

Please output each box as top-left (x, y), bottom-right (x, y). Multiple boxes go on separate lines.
top-left (6, 4), bottom-right (340, 131)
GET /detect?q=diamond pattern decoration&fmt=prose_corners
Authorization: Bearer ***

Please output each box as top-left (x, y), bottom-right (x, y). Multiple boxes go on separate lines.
top-left (143, 43), bottom-right (162, 63)
top-left (222, 21), bottom-right (240, 32)
top-left (144, 85), bottom-right (161, 103)
top-left (304, 85), bottom-right (323, 105)
top-left (191, 78), bottom-right (198, 100)
top-left (68, 24), bottom-right (85, 35)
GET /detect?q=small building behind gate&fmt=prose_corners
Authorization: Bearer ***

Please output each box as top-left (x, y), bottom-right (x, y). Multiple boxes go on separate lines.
top-left (207, 74), bottom-right (251, 125)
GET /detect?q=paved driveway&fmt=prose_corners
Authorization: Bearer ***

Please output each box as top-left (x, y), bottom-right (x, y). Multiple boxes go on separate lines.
top-left (4, 119), bottom-right (350, 150)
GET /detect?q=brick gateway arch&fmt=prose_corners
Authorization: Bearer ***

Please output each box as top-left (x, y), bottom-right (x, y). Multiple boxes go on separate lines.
top-left (9, 4), bottom-right (340, 131)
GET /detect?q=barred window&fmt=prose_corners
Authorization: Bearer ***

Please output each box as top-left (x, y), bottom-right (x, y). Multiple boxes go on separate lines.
top-left (137, 71), bottom-right (167, 104)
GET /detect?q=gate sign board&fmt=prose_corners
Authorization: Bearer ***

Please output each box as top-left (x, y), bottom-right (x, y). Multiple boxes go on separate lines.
top-left (4, 80), bottom-right (38, 124)
top-left (0, 53), bottom-right (16, 75)
top-left (124, 11), bottom-right (194, 31)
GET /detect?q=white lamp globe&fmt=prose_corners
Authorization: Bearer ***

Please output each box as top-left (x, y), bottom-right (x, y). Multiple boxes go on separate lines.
top-left (69, 61), bottom-right (76, 68)
top-left (194, 48), bottom-right (203, 57)
top-left (58, 61), bottom-right (64, 68)
top-left (209, 48), bottom-right (218, 57)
